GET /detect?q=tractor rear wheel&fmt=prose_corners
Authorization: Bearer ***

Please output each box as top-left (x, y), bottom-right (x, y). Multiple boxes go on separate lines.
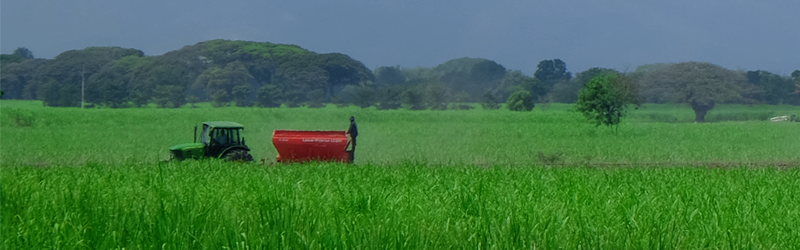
top-left (223, 149), bottom-right (253, 162)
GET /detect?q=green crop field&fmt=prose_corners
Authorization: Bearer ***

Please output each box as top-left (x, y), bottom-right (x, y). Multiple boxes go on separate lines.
top-left (2, 100), bottom-right (800, 249)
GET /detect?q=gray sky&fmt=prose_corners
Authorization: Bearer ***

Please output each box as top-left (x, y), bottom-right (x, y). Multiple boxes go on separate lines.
top-left (2, 0), bottom-right (798, 75)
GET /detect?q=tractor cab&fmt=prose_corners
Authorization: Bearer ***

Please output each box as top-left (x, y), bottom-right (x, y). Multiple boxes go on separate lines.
top-left (169, 121), bottom-right (253, 161)
top-left (201, 121), bottom-right (248, 158)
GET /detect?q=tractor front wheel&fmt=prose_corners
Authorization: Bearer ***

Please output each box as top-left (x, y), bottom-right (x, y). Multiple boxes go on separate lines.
top-left (223, 149), bottom-right (253, 162)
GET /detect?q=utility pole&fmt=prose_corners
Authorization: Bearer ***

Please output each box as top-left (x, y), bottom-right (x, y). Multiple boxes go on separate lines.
top-left (81, 68), bottom-right (85, 109)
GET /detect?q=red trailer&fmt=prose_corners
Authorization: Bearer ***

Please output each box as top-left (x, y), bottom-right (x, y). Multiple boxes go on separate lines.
top-left (272, 130), bottom-right (351, 163)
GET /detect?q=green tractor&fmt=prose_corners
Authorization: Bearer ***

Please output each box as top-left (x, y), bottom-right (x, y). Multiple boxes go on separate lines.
top-left (169, 121), bottom-right (254, 162)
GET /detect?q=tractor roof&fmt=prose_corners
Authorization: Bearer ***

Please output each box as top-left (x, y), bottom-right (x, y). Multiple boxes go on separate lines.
top-left (203, 121), bottom-right (244, 129)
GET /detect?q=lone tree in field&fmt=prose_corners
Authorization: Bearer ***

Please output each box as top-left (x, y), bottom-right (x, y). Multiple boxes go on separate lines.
top-left (640, 62), bottom-right (753, 122)
top-left (576, 73), bottom-right (642, 129)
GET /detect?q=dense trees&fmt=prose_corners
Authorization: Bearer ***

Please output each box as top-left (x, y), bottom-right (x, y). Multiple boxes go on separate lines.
top-left (0, 41), bottom-right (797, 112)
top-left (745, 70), bottom-right (798, 105)
top-left (794, 70), bottom-right (800, 94)
top-left (534, 59), bottom-right (572, 100)
top-left (194, 61), bottom-right (255, 107)
top-left (344, 57), bottom-right (520, 110)
top-left (374, 66), bottom-right (406, 85)
top-left (0, 40), bottom-right (375, 108)
top-left (0, 58), bottom-right (47, 99)
top-left (35, 47), bottom-right (144, 107)
top-left (1, 47), bottom-right (34, 67)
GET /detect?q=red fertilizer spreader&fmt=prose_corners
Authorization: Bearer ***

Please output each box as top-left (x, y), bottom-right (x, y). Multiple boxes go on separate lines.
top-left (272, 130), bottom-right (351, 163)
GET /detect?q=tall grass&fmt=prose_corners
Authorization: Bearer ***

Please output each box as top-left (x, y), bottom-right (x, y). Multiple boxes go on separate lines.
top-left (3, 162), bottom-right (800, 248)
top-left (2, 102), bottom-right (799, 166)
top-left (3, 100), bottom-right (800, 248)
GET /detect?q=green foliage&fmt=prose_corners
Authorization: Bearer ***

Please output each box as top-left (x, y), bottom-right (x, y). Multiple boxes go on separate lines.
top-left (256, 84), bottom-right (281, 107)
top-left (481, 91), bottom-right (500, 110)
top-left (430, 57), bottom-right (488, 78)
top-left (490, 70), bottom-right (535, 102)
top-left (312, 53), bottom-right (375, 91)
top-left (397, 58), bottom-right (511, 104)
top-left (303, 89), bottom-right (326, 108)
top-left (352, 86), bottom-right (376, 108)
top-left (151, 85), bottom-right (186, 108)
top-left (469, 60), bottom-right (506, 84)
top-left (401, 88), bottom-right (426, 110)
top-left (113, 54), bottom-right (150, 70)
top-left (548, 81), bottom-right (580, 103)
top-left (533, 59), bottom-right (572, 98)
top-left (374, 66), bottom-right (406, 85)
top-left (0, 40), bottom-right (375, 109)
top-left (448, 91), bottom-right (474, 110)
top-left (201, 39), bottom-right (309, 60)
top-left (506, 90), bottom-right (534, 111)
top-left (639, 62), bottom-right (753, 122)
top-left (86, 55), bottom-right (150, 108)
top-left (0, 54), bottom-right (23, 66)
top-left (130, 57), bottom-right (196, 108)
top-left (37, 77), bottom-right (78, 107)
top-left (0, 48), bottom-right (33, 67)
top-left (194, 61), bottom-right (255, 107)
top-left (576, 74), bottom-right (642, 128)
top-left (550, 67), bottom-right (619, 104)
top-left (0, 59), bottom-right (46, 99)
top-left (273, 58), bottom-right (328, 103)
top-left (746, 70), bottom-right (797, 105)
top-left (431, 58), bottom-right (508, 102)
top-left (185, 95), bottom-right (200, 108)
top-left (239, 42), bottom-right (307, 58)
top-left (333, 85), bottom-right (373, 108)
top-left (30, 47), bottom-right (144, 107)
top-left (12, 47), bottom-right (34, 59)
top-left (375, 86), bottom-right (403, 110)
top-left (424, 83), bottom-right (449, 110)
top-left (4, 39), bottom-right (798, 112)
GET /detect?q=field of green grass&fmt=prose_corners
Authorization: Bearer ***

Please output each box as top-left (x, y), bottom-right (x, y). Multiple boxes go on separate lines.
top-left (2, 100), bottom-right (800, 248)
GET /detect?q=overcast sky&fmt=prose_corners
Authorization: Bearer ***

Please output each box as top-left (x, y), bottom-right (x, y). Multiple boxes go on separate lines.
top-left (2, 0), bottom-right (798, 75)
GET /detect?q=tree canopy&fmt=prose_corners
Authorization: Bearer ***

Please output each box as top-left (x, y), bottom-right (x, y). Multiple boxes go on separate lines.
top-left (639, 62), bottom-right (754, 122)
top-left (0, 41), bottom-right (797, 111)
top-left (0, 40), bottom-right (374, 108)
top-left (576, 74), bottom-right (642, 129)
top-left (534, 59), bottom-right (572, 98)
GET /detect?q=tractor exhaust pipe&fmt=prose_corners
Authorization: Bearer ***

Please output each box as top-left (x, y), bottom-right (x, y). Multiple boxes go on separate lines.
top-left (194, 125), bottom-right (198, 143)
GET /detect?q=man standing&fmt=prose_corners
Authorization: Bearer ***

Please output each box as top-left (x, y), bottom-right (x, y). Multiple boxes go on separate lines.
top-left (346, 116), bottom-right (358, 162)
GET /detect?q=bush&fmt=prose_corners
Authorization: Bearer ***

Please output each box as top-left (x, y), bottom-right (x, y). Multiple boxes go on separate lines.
top-left (506, 91), bottom-right (534, 111)
top-left (575, 74), bottom-right (641, 128)
top-left (481, 91), bottom-right (500, 110)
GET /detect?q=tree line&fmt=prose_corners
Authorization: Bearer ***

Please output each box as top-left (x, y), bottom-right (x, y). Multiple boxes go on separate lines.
top-left (2, 39), bottom-right (799, 122)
